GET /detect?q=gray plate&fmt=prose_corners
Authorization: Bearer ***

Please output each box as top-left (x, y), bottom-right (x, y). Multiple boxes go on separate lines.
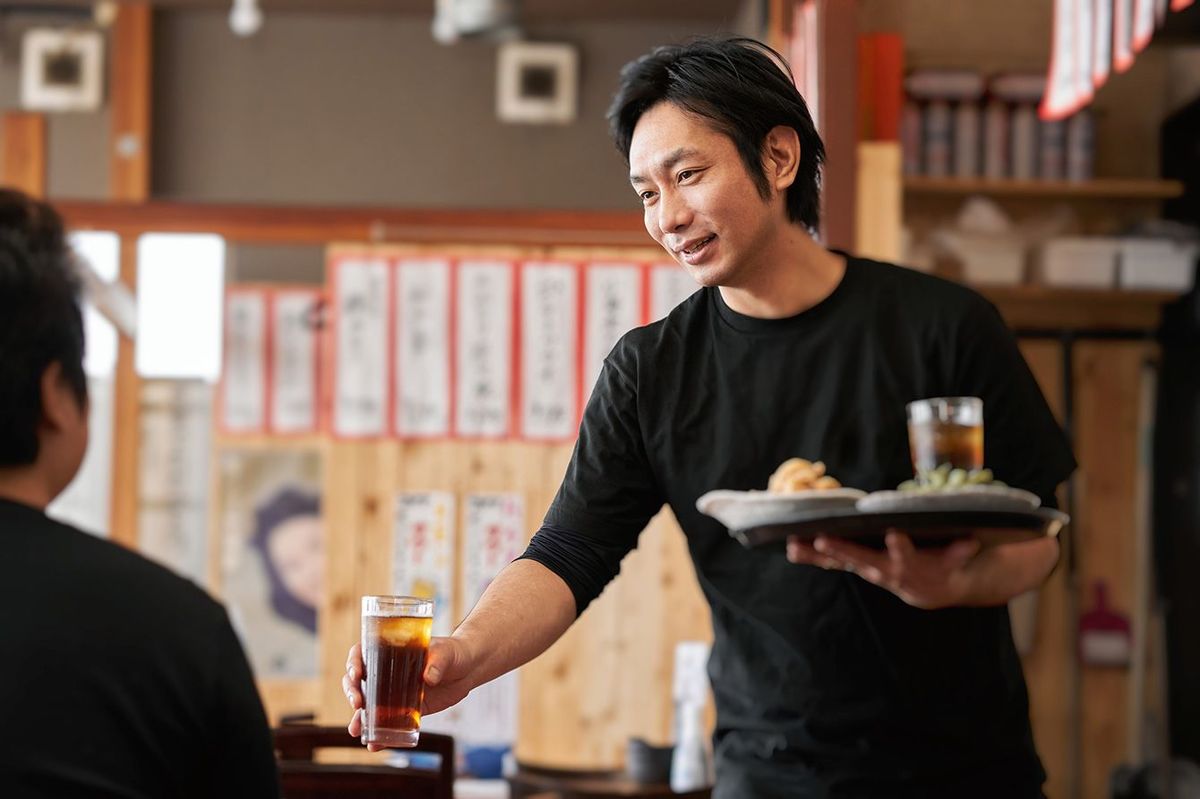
top-left (729, 507), bottom-right (1070, 550)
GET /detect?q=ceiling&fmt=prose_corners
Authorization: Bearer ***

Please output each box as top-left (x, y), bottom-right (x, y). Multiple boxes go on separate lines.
top-left (7, 0), bottom-right (746, 23)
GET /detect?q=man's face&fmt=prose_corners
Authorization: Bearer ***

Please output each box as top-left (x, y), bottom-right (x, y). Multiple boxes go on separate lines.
top-left (629, 101), bottom-right (781, 288)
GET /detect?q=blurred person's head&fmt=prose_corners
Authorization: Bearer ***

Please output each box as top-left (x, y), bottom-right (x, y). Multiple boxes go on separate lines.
top-left (0, 190), bottom-right (89, 508)
top-left (607, 37), bottom-right (825, 288)
top-left (251, 487), bottom-right (323, 634)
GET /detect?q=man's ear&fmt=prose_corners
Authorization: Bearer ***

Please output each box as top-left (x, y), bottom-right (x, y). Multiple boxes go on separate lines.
top-left (762, 125), bottom-right (801, 193)
top-left (39, 361), bottom-right (77, 433)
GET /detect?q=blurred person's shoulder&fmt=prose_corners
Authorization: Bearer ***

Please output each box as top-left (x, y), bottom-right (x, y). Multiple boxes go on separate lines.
top-left (3, 502), bottom-right (229, 635)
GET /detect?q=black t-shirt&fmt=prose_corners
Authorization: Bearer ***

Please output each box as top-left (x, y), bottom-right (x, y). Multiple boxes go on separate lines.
top-left (521, 255), bottom-right (1076, 798)
top-left (0, 499), bottom-right (281, 798)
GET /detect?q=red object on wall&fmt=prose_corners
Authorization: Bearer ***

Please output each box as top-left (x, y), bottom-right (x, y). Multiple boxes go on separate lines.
top-left (856, 33), bottom-right (905, 142)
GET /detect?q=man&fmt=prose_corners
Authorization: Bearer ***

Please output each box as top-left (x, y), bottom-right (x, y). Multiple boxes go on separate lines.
top-left (345, 38), bottom-right (1075, 797)
top-left (0, 190), bottom-right (280, 797)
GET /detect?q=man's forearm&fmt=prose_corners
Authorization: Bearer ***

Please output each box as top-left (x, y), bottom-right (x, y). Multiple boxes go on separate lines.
top-left (451, 558), bottom-right (577, 689)
top-left (961, 536), bottom-right (1060, 606)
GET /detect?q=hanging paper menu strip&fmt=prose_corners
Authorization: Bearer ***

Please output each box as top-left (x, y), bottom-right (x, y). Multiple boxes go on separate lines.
top-left (649, 263), bottom-right (699, 322)
top-left (271, 290), bottom-right (321, 434)
top-left (332, 258), bottom-right (391, 437)
top-left (1041, 0), bottom-right (1088, 121)
top-left (395, 258), bottom-right (452, 438)
top-left (455, 260), bottom-right (514, 438)
top-left (583, 263), bottom-right (642, 396)
top-left (1093, 0), bottom-right (1113, 87)
top-left (221, 290), bottom-right (267, 433)
top-left (393, 491), bottom-right (457, 637)
top-left (1073, 0), bottom-right (1095, 104)
top-left (461, 493), bottom-right (526, 620)
top-left (1133, 0), bottom-right (1157, 51)
top-left (520, 262), bottom-right (579, 440)
top-left (1114, 0), bottom-right (1135, 72)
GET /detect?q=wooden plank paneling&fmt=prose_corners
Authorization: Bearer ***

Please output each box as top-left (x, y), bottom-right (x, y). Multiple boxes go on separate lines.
top-left (315, 437), bottom-right (713, 768)
top-left (110, 4), bottom-right (153, 201)
top-left (2, 112), bottom-right (47, 198)
top-left (1018, 340), bottom-right (1072, 799)
top-left (1073, 341), bottom-right (1152, 799)
top-left (108, 237), bottom-right (141, 549)
top-left (856, 141), bottom-right (902, 262)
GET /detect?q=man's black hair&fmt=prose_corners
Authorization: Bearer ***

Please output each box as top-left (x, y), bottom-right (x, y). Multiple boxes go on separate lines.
top-left (0, 189), bottom-right (87, 466)
top-left (607, 36), bottom-right (825, 231)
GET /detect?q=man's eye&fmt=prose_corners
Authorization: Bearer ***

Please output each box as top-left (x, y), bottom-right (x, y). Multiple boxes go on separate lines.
top-left (640, 191), bottom-right (657, 202)
top-left (678, 169), bottom-right (698, 183)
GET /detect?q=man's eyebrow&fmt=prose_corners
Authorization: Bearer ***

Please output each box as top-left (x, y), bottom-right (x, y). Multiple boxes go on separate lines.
top-left (629, 147), bottom-right (702, 185)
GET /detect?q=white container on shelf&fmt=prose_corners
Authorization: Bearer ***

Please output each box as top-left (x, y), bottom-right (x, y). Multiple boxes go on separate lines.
top-left (1118, 239), bottom-right (1199, 291)
top-left (1039, 237), bottom-right (1120, 288)
top-left (946, 233), bottom-right (1026, 285)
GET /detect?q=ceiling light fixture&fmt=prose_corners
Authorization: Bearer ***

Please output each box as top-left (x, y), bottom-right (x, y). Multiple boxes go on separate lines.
top-left (229, 0), bottom-right (263, 38)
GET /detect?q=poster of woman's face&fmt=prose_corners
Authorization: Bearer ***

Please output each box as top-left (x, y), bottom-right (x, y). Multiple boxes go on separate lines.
top-left (218, 449), bottom-right (323, 678)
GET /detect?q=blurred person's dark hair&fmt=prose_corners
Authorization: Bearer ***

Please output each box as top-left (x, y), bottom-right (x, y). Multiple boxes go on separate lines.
top-left (607, 36), bottom-right (826, 232)
top-left (0, 189), bottom-right (87, 467)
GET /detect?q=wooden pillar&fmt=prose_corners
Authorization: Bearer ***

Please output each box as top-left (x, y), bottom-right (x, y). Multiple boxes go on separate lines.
top-left (110, 4), bottom-right (152, 202)
top-left (817, 0), bottom-right (858, 252)
top-left (109, 238), bottom-right (141, 549)
top-left (2, 112), bottom-right (47, 198)
top-left (107, 4), bottom-right (153, 545)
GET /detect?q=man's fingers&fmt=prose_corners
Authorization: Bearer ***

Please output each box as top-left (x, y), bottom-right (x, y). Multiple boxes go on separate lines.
top-left (348, 707), bottom-right (363, 738)
top-left (944, 537), bottom-right (981, 568)
top-left (342, 673), bottom-right (364, 709)
top-left (787, 538), bottom-right (846, 569)
top-left (346, 643), bottom-right (363, 682)
top-left (425, 637), bottom-right (459, 686)
top-left (884, 530), bottom-right (916, 565)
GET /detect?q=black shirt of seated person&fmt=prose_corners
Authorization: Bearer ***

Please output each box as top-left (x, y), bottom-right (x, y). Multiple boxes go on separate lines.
top-left (520, 255), bottom-right (1076, 799)
top-left (0, 501), bottom-right (281, 798)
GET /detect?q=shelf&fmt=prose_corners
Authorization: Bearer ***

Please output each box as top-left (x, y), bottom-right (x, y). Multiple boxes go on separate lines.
top-left (980, 285), bottom-right (1182, 332)
top-left (904, 177), bottom-right (1184, 200)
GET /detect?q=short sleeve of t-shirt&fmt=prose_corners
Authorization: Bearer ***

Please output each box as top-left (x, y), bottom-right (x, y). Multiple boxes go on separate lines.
top-left (543, 339), bottom-right (666, 547)
top-left (951, 294), bottom-right (1077, 504)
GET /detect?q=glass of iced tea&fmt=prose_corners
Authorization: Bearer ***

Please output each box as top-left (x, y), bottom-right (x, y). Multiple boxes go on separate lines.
top-left (906, 397), bottom-right (984, 479)
top-left (361, 596), bottom-right (433, 748)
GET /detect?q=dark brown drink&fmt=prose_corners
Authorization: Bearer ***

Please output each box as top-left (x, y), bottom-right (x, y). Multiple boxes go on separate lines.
top-left (361, 600), bottom-right (433, 748)
top-left (908, 420), bottom-right (985, 475)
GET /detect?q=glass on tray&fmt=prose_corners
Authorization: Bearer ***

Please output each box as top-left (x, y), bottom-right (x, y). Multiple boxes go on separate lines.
top-left (906, 396), bottom-right (984, 483)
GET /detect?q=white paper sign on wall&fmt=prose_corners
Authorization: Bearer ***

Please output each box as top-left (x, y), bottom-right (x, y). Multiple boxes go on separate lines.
top-left (649, 263), bottom-right (698, 322)
top-left (393, 491), bottom-right (457, 637)
top-left (395, 258), bottom-right (452, 438)
top-left (583, 263), bottom-right (642, 398)
top-left (222, 291), bottom-right (267, 433)
top-left (271, 291), bottom-right (321, 434)
top-left (332, 258), bottom-right (391, 437)
top-left (520, 262), bottom-right (578, 440)
top-left (455, 260), bottom-right (514, 437)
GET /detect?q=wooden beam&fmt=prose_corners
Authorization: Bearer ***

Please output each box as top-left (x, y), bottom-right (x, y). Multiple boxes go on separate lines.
top-left (2, 113), bottom-right (47, 198)
top-left (818, 0), bottom-right (858, 251)
top-left (108, 237), bottom-right (141, 549)
top-left (983, 286), bottom-right (1174, 332)
top-left (110, 4), bottom-right (153, 201)
top-left (56, 200), bottom-right (652, 247)
top-left (766, 0), bottom-right (794, 52)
